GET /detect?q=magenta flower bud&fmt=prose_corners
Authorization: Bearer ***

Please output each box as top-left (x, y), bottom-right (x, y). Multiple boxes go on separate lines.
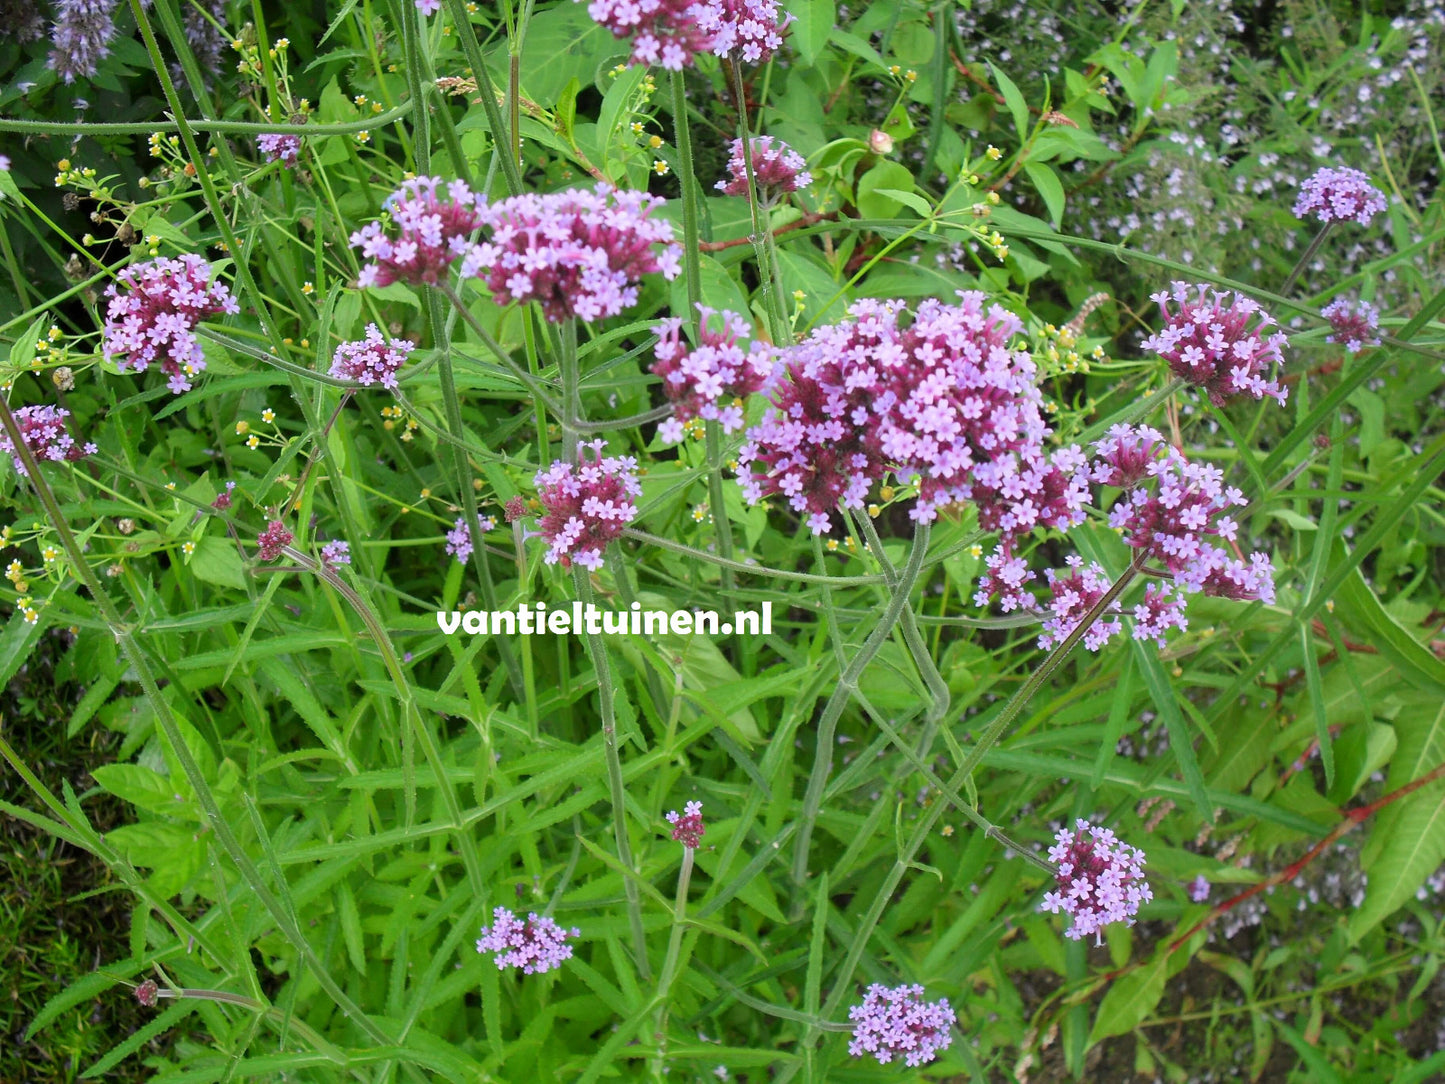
top-left (847, 983), bottom-right (955, 1067)
top-left (1188, 874), bottom-right (1210, 903)
top-left (103, 255), bottom-right (240, 394)
top-left (666, 800), bottom-right (705, 849)
top-left (503, 495), bottom-right (528, 523)
top-left (868, 128), bottom-right (894, 155)
top-left (1141, 282), bottom-right (1287, 407)
top-left (134, 979), bottom-right (159, 1008)
top-left (256, 521), bottom-right (293, 562)
top-left (1293, 166), bottom-right (1388, 227)
top-left (1041, 819), bottom-right (1152, 943)
top-left (476, 906), bottom-right (579, 974)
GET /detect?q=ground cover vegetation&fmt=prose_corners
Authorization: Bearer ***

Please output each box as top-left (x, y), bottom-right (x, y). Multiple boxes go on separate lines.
top-left (1, 0), bottom-right (1443, 1080)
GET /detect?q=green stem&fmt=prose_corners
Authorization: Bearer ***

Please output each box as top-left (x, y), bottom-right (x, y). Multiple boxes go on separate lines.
top-left (726, 58), bottom-right (789, 342)
top-left (442, 0), bottom-right (525, 195)
top-left (650, 845), bottom-right (696, 1078)
top-left (560, 317), bottom-right (581, 464)
top-left (1281, 222), bottom-right (1335, 297)
top-left (669, 71), bottom-right (703, 323)
top-left (788, 521), bottom-right (931, 897)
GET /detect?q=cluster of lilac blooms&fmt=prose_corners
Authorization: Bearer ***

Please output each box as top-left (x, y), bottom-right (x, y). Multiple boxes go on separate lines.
top-left (651, 305), bottom-right (778, 442)
top-left (476, 907), bottom-right (579, 975)
top-left (329, 324), bottom-right (414, 390)
top-left (255, 132), bottom-right (302, 168)
top-left (445, 515), bottom-right (495, 565)
top-left (586, 0), bottom-right (789, 70)
top-left (846, 984), bottom-right (955, 1067)
top-left (1140, 282), bottom-right (1288, 407)
top-left (1041, 820), bottom-right (1153, 943)
top-left (1093, 424), bottom-right (1276, 604)
top-left (102, 255), bottom-right (240, 394)
top-left (666, 800), bottom-right (706, 848)
top-left (715, 136), bottom-right (812, 201)
top-left (534, 442), bottom-right (641, 570)
top-left (1322, 296), bottom-right (1382, 353)
top-left (46, 0), bottom-right (114, 84)
top-left (1293, 166), bottom-right (1388, 227)
top-left (1, 405), bottom-right (96, 476)
top-left (256, 520), bottom-right (293, 562)
top-left (469, 186), bottom-right (681, 323)
top-left (737, 294), bottom-right (1066, 535)
top-left (1038, 557), bottom-right (1120, 652)
top-left (319, 540), bottom-right (351, 567)
top-left (350, 176), bottom-right (487, 288)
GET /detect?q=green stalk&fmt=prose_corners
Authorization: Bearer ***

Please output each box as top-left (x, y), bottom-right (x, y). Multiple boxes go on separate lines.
top-left (725, 58), bottom-right (788, 341)
top-left (573, 563), bottom-right (653, 981)
top-left (560, 317), bottom-right (581, 465)
top-left (0, 109), bottom-right (413, 137)
top-left (649, 844), bottom-right (696, 1078)
top-left (1281, 222), bottom-right (1335, 297)
top-left (788, 521), bottom-right (931, 897)
top-left (442, 0), bottom-right (525, 195)
top-left (669, 72), bottom-right (703, 322)
top-left (0, 399), bottom-right (403, 1057)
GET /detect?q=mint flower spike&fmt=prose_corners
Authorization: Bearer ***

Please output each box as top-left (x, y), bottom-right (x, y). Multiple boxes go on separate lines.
top-left (476, 906), bottom-right (579, 975)
top-left (102, 255), bottom-right (240, 395)
top-left (1141, 282), bottom-right (1288, 407)
top-left (1293, 166), bottom-right (1388, 227)
top-left (847, 983), bottom-right (955, 1067)
top-left (666, 800), bottom-right (705, 849)
top-left (1041, 819), bottom-right (1153, 944)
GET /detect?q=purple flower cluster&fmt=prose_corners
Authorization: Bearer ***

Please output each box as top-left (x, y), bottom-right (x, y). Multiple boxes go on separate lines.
top-left (1293, 166), bottom-right (1388, 227)
top-left (1, 405), bottom-right (95, 476)
top-left (1188, 874), bottom-right (1211, 903)
top-left (256, 132), bottom-right (302, 167)
top-left (1140, 282), bottom-right (1287, 407)
top-left (534, 441), bottom-right (641, 570)
top-left (666, 800), bottom-right (705, 848)
top-left (847, 984), bottom-right (955, 1067)
top-left (320, 540), bottom-right (351, 567)
top-left (1041, 819), bottom-right (1153, 943)
top-left (652, 305), bottom-right (778, 442)
top-left (351, 176), bottom-right (486, 288)
top-left (212, 480), bottom-right (236, 512)
top-left (103, 255), bottom-right (240, 394)
top-left (1131, 583), bottom-right (1188, 648)
top-left (1093, 424), bottom-right (1275, 605)
top-left (329, 324), bottom-right (415, 390)
top-left (715, 136), bottom-right (811, 200)
top-left (476, 906), bottom-right (579, 974)
top-left (445, 515), bottom-right (495, 565)
top-left (47, 0), bottom-right (115, 84)
top-left (470, 185), bottom-right (681, 322)
top-left (586, 0), bottom-right (788, 70)
top-left (1038, 557), bottom-right (1121, 652)
top-left (738, 294), bottom-right (1069, 536)
top-left (257, 521), bottom-right (293, 562)
top-left (1322, 297), bottom-right (1382, 353)
top-left (415, 0), bottom-right (441, 13)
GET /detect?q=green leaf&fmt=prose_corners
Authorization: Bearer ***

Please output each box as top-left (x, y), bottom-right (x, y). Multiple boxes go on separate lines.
top-left (1090, 949), bottom-right (1168, 1041)
top-left (188, 535), bottom-right (247, 590)
top-left (987, 61), bottom-right (1029, 138)
top-left (90, 764), bottom-right (186, 816)
top-left (1022, 160), bottom-right (1065, 228)
top-left (790, 0), bottom-right (835, 68)
top-left (855, 160), bottom-right (916, 220)
top-left (1333, 548), bottom-right (1445, 697)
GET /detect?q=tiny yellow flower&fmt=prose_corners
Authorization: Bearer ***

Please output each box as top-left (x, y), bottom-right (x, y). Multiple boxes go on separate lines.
top-left (648, 134), bottom-right (663, 149)
top-left (47, 326), bottom-right (62, 341)
top-left (941, 824), bottom-right (954, 837)
top-left (652, 159), bottom-right (670, 175)
top-left (354, 94), bottom-right (368, 105)
top-left (261, 408), bottom-right (276, 424)
top-left (968, 544), bottom-right (983, 558)
top-left (165, 481), bottom-right (177, 491)
top-left (235, 420), bottom-right (250, 435)
top-left (42, 546), bottom-right (59, 562)
top-left (630, 121), bottom-right (645, 135)
top-left (826, 538), bottom-right (839, 551)
top-left (868, 504), bottom-right (880, 517)
top-left (985, 145), bottom-right (1002, 161)
top-left (302, 281), bottom-right (314, 295)
top-left (182, 540), bottom-right (196, 556)
top-left (23, 608), bottom-right (38, 625)
top-left (247, 435), bottom-right (261, 449)
top-left (356, 130), bottom-right (371, 144)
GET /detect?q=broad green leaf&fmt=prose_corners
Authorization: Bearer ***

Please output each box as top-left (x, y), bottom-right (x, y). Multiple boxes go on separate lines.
top-left (855, 160), bottom-right (916, 220)
top-left (188, 535), bottom-right (247, 590)
top-left (987, 61), bottom-right (1029, 137)
top-left (1022, 160), bottom-right (1065, 227)
top-left (790, 0), bottom-right (835, 68)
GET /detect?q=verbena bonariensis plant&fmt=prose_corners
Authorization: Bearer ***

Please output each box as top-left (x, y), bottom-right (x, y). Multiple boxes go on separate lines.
top-left (2, 1), bottom-right (1443, 1081)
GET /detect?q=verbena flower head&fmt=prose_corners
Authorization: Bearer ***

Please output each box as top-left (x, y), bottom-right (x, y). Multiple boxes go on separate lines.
top-left (211, 480), bottom-right (237, 512)
top-left (134, 979), bottom-right (159, 1008)
top-left (666, 800), bottom-right (705, 848)
top-left (585, 0), bottom-right (789, 69)
top-left (1322, 297), bottom-right (1381, 353)
top-left (534, 440), bottom-right (641, 569)
top-left (1141, 282), bottom-right (1287, 407)
top-left (415, 0), bottom-right (442, 13)
top-left (257, 521), bottom-right (293, 561)
top-left (103, 254), bottom-right (240, 393)
top-left (446, 515), bottom-right (494, 564)
top-left (256, 132), bottom-right (302, 167)
top-left (1132, 583), bottom-right (1187, 647)
top-left (329, 324), bottom-right (414, 390)
top-left (738, 294), bottom-right (1067, 535)
top-left (469, 185), bottom-right (681, 322)
top-left (847, 983), bottom-right (955, 1067)
top-left (1041, 819), bottom-right (1153, 943)
top-left (1188, 874), bottom-right (1210, 903)
top-left (503, 495), bottom-right (528, 522)
top-left (652, 304), bottom-right (778, 442)
top-left (1, 405), bottom-right (96, 475)
top-left (1038, 556), bottom-right (1121, 652)
top-left (351, 176), bottom-right (487, 288)
top-left (476, 906), bottom-right (579, 974)
top-left (48, 0), bottom-right (115, 84)
top-left (716, 136), bottom-right (811, 200)
top-left (1293, 166), bottom-right (1388, 227)
top-left (320, 540), bottom-right (351, 567)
